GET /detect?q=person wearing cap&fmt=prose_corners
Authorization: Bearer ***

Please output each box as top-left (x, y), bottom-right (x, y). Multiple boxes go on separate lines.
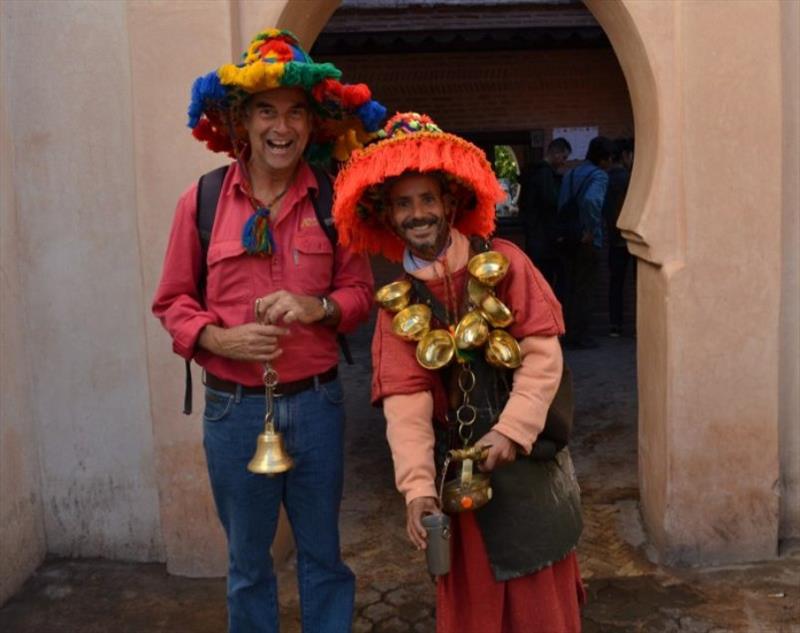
top-left (334, 113), bottom-right (584, 632)
top-left (152, 29), bottom-right (385, 632)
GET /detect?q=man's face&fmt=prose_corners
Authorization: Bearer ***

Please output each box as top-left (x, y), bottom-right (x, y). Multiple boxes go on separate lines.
top-left (242, 87), bottom-right (312, 174)
top-left (551, 150), bottom-right (570, 170)
top-left (386, 173), bottom-right (454, 260)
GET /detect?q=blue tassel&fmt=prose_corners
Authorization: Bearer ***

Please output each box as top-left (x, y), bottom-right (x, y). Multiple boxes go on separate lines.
top-left (241, 207), bottom-right (275, 256)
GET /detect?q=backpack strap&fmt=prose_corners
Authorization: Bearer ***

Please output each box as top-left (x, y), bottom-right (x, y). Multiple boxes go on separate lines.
top-left (308, 165), bottom-right (354, 366)
top-left (183, 164), bottom-right (229, 415)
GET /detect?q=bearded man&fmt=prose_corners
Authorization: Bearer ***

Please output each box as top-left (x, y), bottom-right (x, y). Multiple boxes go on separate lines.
top-left (333, 113), bottom-right (585, 632)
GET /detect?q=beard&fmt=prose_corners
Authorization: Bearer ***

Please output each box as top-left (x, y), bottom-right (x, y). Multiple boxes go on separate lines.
top-left (401, 215), bottom-right (450, 260)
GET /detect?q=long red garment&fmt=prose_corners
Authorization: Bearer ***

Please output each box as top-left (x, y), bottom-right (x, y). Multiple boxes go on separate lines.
top-left (437, 512), bottom-right (585, 633)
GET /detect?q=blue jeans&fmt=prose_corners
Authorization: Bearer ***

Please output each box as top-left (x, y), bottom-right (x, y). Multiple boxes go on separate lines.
top-left (203, 376), bottom-right (354, 633)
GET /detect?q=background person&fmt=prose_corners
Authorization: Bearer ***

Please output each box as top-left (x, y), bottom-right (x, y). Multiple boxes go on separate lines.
top-left (557, 135), bottom-right (614, 349)
top-left (604, 137), bottom-right (635, 337)
top-left (518, 137), bottom-right (572, 288)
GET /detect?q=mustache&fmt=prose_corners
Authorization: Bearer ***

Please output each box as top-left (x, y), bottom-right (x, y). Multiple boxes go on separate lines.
top-left (401, 217), bottom-right (438, 230)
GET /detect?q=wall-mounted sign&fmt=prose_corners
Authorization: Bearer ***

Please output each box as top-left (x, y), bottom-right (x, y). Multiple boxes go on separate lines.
top-left (552, 126), bottom-right (599, 161)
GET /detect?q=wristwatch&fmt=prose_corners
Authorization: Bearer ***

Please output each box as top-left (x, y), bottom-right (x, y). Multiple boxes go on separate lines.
top-left (319, 296), bottom-right (335, 321)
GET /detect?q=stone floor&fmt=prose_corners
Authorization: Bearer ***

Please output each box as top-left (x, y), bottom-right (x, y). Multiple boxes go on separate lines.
top-left (1, 316), bottom-right (798, 633)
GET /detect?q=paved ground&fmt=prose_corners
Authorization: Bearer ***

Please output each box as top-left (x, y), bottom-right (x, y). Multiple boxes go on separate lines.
top-left (1, 268), bottom-right (798, 632)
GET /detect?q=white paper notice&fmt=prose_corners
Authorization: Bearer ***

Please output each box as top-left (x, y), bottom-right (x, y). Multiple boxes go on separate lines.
top-left (552, 126), bottom-right (598, 161)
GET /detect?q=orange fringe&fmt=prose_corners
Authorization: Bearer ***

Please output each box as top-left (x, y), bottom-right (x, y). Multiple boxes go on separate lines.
top-left (333, 132), bottom-right (505, 262)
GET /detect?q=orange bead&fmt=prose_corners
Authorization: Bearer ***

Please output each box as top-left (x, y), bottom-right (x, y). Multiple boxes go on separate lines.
top-left (460, 496), bottom-right (473, 509)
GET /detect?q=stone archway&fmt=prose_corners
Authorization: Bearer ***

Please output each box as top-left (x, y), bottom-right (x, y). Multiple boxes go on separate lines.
top-left (272, 0), bottom-right (785, 566)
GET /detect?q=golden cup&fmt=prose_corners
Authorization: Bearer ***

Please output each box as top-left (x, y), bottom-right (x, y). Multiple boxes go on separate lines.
top-left (391, 304), bottom-right (431, 341)
top-left (467, 251), bottom-right (509, 286)
top-left (375, 280), bottom-right (412, 312)
top-left (467, 277), bottom-right (490, 309)
top-left (485, 329), bottom-right (522, 369)
top-left (480, 294), bottom-right (514, 328)
top-left (416, 329), bottom-right (456, 370)
top-left (454, 310), bottom-right (489, 350)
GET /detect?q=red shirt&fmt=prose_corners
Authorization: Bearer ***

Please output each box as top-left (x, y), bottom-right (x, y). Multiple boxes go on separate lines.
top-left (152, 161), bottom-right (374, 386)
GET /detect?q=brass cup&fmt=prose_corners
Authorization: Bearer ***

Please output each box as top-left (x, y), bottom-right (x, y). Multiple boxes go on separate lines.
top-left (480, 294), bottom-right (514, 328)
top-left (391, 304), bottom-right (431, 341)
top-left (467, 251), bottom-right (509, 286)
top-left (467, 277), bottom-right (490, 309)
top-left (416, 329), bottom-right (456, 370)
top-left (485, 329), bottom-right (522, 369)
top-left (453, 310), bottom-right (489, 350)
top-left (375, 280), bottom-right (412, 312)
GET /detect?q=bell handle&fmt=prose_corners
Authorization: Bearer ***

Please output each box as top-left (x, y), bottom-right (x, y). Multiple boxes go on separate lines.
top-left (448, 445), bottom-right (490, 463)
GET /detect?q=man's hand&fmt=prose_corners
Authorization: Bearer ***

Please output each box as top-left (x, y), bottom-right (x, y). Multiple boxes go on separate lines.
top-left (255, 290), bottom-right (327, 325)
top-left (475, 430), bottom-right (519, 472)
top-left (406, 496), bottom-right (440, 550)
top-left (198, 323), bottom-right (288, 362)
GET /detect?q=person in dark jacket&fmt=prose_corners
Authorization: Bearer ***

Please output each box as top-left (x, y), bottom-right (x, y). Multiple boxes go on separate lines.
top-left (603, 138), bottom-right (635, 336)
top-left (518, 137), bottom-right (572, 287)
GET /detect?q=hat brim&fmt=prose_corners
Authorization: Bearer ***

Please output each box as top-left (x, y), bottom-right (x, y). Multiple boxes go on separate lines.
top-left (333, 132), bottom-right (505, 261)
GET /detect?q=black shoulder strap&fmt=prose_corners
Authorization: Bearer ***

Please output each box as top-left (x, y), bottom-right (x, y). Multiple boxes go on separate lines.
top-left (308, 165), bottom-right (354, 365)
top-left (309, 164), bottom-right (337, 247)
top-left (184, 164), bottom-right (229, 415)
top-left (196, 164), bottom-right (230, 295)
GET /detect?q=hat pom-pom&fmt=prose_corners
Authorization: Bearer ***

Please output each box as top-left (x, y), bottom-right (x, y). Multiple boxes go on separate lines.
top-left (357, 101), bottom-right (388, 133)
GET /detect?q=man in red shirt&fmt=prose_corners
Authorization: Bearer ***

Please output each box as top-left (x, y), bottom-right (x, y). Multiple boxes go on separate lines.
top-left (152, 29), bottom-right (384, 633)
top-left (333, 113), bottom-right (584, 632)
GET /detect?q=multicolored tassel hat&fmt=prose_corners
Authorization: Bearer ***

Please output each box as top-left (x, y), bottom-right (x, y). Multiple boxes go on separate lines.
top-left (187, 28), bottom-right (386, 256)
top-left (187, 28), bottom-right (386, 164)
top-left (333, 113), bottom-right (505, 262)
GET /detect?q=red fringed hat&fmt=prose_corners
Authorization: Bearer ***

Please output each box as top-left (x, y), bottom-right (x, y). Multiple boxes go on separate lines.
top-left (332, 112), bottom-right (505, 261)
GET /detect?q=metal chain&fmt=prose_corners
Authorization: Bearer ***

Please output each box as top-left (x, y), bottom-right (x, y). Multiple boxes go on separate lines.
top-left (255, 297), bottom-right (279, 429)
top-left (455, 364), bottom-right (477, 447)
top-left (262, 365), bottom-right (278, 427)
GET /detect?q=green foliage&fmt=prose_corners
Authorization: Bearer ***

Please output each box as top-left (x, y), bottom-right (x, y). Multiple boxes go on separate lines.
top-left (493, 145), bottom-right (519, 183)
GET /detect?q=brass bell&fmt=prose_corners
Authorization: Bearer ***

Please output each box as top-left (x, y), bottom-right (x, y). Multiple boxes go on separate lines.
top-left (416, 329), bottom-right (456, 370)
top-left (480, 294), bottom-right (514, 328)
top-left (454, 310), bottom-right (489, 350)
top-left (485, 329), bottom-right (522, 369)
top-left (248, 423), bottom-right (294, 475)
top-left (392, 304), bottom-right (432, 341)
top-left (375, 280), bottom-right (412, 312)
top-left (467, 251), bottom-right (509, 286)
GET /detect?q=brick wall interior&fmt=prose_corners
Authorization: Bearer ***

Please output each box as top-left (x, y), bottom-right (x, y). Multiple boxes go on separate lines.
top-left (328, 47), bottom-right (634, 156)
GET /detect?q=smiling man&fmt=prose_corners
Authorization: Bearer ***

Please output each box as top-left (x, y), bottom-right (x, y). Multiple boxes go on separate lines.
top-left (334, 113), bottom-right (585, 632)
top-left (152, 29), bottom-right (385, 633)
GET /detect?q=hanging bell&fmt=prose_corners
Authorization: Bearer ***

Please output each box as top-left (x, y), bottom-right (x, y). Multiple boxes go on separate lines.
top-left (247, 422), bottom-right (294, 475)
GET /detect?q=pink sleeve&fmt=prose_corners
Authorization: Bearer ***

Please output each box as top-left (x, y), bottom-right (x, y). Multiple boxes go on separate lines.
top-left (493, 335), bottom-right (563, 454)
top-left (384, 392), bottom-right (439, 505)
top-left (151, 184), bottom-right (220, 359)
top-left (329, 246), bottom-right (374, 334)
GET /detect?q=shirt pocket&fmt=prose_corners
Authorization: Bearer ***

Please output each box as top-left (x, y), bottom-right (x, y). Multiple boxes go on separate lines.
top-left (291, 233), bottom-right (334, 294)
top-left (206, 240), bottom-right (252, 305)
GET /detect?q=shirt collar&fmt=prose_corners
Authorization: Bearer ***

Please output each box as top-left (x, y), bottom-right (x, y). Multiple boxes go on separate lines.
top-left (228, 160), bottom-right (318, 205)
